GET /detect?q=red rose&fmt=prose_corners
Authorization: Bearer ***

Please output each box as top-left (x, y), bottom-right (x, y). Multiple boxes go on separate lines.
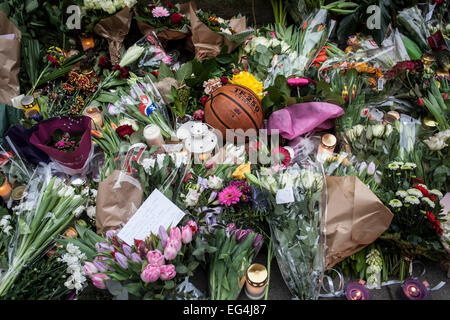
top-left (413, 184), bottom-right (428, 196)
top-left (193, 109), bottom-right (205, 121)
top-left (112, 65), bottom-right (130, 79)
top-left (170, 13), bottom-right (183, 25)
top-left (201, 96), bottom-right (208, 106)
top-left (220, 77), bottom-right (229, 84)
top-left (151, 70), bottom-right (159, 77)
top-left (417, 97), bottom-right (424, 107)
top-left (116, 124), bottom-right (135, 138)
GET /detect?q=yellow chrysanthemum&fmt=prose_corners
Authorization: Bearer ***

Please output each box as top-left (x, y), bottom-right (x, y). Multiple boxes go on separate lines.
top-left (230, 71), bottom-right (264, 100)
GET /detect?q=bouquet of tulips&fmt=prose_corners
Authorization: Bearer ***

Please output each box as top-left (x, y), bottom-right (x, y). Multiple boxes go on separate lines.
top-left (208, 223), bottom-right (262, 300)
top-left (246, 161), bottom-right (326, 300)
top-left (0, 172), bottom-right (84, 297)
top-left (82, 221), bottom-right (205, 300)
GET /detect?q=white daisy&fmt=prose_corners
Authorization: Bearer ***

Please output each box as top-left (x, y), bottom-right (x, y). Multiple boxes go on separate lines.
top-left (395, 190), bottom-right (408, 198)
top-left (407, 188), bottom-right (423, 197)
top-left (421, 197), bottom-right (435, 208)
top-left (429, 189), bottom-right (444, 199)
top-left (389, 199), bottom-right (403, 208)
top-left (405, 196), bottom-right (420, 205)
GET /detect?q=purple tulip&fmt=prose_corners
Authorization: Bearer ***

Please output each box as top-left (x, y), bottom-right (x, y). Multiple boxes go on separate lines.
top-left (122, 244), bottom-right (132, 258)
top-left (93, 259), bottom-right (109, 272)
top-left (235, 229), bottom-right (252, 242)
top-left (208, 191), bottom-right (218, 203)
top-left (252, 234), bottom-right (263, 252)
top-left (95, 242), bottom-right (113, 252)
top-left (114, 252), bottom-right (128, 269)
top-left (105, 229), bottom-right (118, 240)
top-left (367, 162), bottom-right (376, 176)
top-left (226, 223), bottom-right (236, 234)
top-left (197, 177), bottom-right (209, 190)
top-left (359, 162), bottom-right (368, 175)
top-left (130, 252), bottom-right (142, 264)
top-left (158, 225), bottom-right (169, 249)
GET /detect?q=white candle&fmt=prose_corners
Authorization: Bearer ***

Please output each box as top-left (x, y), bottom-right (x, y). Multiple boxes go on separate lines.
top-left (144, 124), bottom-right (165, 152)
top-left (245, 264), bottom-right (268, 300)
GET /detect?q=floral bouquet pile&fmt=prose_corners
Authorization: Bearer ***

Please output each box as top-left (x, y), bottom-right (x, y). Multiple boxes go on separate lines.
top-left (208, 223), bottom-right (262, 300)
top-left (135, 0), bottom-right (191, 41)
top-left (246, 161), bottom-right (326, 300)
top-left (82, 221), bottom-right (203, 300)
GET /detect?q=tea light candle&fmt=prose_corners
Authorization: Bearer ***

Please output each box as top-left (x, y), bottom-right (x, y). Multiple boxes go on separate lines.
top-left (384, 111), bottom-right (400, 125)
top-left (317, 133), bottom-right (337, 162)
top-left (0, 176), bottom-right (12, 201)
top-left (80, 34), bottom-right (95, 51)
top-left (345, 281), bottom-right (370, 300)
top-left (402, 278), bottom-right (428, 300)
top-left (244, 263), bottom-right (268, 300)
top-left (144, 124), bottom-right (165, 152)
top-left (85, 107), bottom-right (103, 128)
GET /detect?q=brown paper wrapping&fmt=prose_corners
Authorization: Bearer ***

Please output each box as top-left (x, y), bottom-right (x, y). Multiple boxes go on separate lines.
top-left (96, 170), bottom-right (143, 235)
top-left (94, 7), bottom-right (132, 65)
top-left (135, 3), bottom-right (191, 47)
top-left (0, 11), bottom-right (21, 105)
top-left (325, 175), bottom-right (393, 269)
top-left (187, 1), bottom-right (247, 60)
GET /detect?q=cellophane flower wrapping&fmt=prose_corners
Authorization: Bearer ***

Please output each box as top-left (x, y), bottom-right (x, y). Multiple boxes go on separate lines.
top-left (257, 160), bottom-right (327, 300)
top-left (29, 116), bottom-right (93, 175)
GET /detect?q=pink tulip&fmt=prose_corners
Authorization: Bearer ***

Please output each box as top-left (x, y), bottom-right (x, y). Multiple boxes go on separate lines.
top-left (159, 264), bottom-right (176, 281)
top-left (91, 273), bottom-right (110, 289)
top-left (164, 242), bottom-right (178, 261)
top-left (169, 227), bottom-right (181, 241)
top-left (140, 265), bottom-right (160, 283)
top-left (83, 262), bottom-right (98, 276)
top-left (168, 237), bottom-right (182, 251)
top-left (287, 77), bottom-right (315, 87)
top-left (147, 249), bottom-right (165, 266)
top-left (181, 225), bottom-right (193, 244)
top-left (187, 220), bottom-right (198, 234)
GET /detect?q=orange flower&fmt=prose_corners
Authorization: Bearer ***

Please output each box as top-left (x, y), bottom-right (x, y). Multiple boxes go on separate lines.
top-left (91, 130), bottom-right (103, 139)
top-left (317, 25), bottom-right (323, 32)
top-left (110, 122), bottom-right (118, 131)
top-left (302, 21), bottom-right (308, 30)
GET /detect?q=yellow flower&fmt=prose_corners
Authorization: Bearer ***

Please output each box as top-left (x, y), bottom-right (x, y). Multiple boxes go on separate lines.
top-left (232, 162), bottom-right (251, 180)
top-left (230, 71), bottom-right (264, 100)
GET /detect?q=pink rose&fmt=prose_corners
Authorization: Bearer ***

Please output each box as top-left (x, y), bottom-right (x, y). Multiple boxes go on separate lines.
top-left (181, 225), bottom-right (193, 244)
top-left (147, 249), bottom-right (165, 266)
top-left (83, 262), bottom-right (98, 276)
top-left (164, 242), bottom-right (178, 261)
top-left (140, 265), bottom-right (161, 283)
top-left (159, 264), bottom-right (176, 281)
top-left (91, 273), bottom-right (110, 289)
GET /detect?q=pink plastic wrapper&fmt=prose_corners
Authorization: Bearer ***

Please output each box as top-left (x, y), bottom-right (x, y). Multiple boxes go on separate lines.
top-left (267, 102), bottom-right (344, 140)
top-left (30, 116), bottom-right (92, 171)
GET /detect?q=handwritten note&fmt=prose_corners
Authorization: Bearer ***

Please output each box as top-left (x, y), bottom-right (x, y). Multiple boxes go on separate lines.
top-left (118, 189), bottom-right (185, 245)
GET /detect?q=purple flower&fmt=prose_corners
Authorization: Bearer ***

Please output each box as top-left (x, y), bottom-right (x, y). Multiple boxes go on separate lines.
top-left (226, 223), bottom-right (236, 234)
top-left (235, 229), bottom-right (253, 242)
top-left (114, 252), bottom-right (128, 269)
top-left (158, 225), bottom-right (169, 249)
top-left (197, 177), bottom-right (209, 190)
top-left (83, 262), bottom-right (98, 276)
top-left (208, 191), bottom-right (218, 203)
top-left (122, 244), bottom-right (132, 258)
top-left (95, 242), bottom-right (113, 252)
top-left (253, 234), bottom-right (263, 252)
top-left (141, 265), bottom-right (160, 283)
top-left (93, 259), bottom-right (110, 272)
top-left (130, 252), bottom-right (142, 264)
top-left (106, 229), bottom-right (118, 240)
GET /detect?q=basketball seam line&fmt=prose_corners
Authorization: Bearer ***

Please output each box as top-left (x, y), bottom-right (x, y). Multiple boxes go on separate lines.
top-left (209, 95), bottom-right (232, 130)
top-left (216, 92), bottom-right (259, 130)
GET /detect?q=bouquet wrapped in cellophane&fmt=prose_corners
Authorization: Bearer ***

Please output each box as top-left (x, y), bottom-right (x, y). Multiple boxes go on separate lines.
top-left (109, 75), bottom-right (175, 138)
top-left (0, 166), bottom-right (84, 296)
top-left (246, 159), bottom-right (326, 300)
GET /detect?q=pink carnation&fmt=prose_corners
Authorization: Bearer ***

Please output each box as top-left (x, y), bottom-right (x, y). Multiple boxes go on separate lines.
top-left (152, 6), bottom-right (170, 18)
top-left (218, 185), bottom-right (242, 206)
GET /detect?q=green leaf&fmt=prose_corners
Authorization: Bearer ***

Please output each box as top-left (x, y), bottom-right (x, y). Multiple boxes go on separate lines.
top-left (124, 282), bottom-right (144, 297)
top-left (105, 280), bottom-right (123, 296)
top-left (0, 2), bottom-right (10, 15)
top-left (158, 62), bottom-right (174, 80)
top-left (176, 265), bottom-right (188, 274)
top-left (164, 280), bottom-right (175, 289)
top-left (175, 62), bottom-right (192, 83)
top-left (337, 13), bottom-right (358, 42)
top-left (25, 0), bottom-right (38, 13)
top-left (187, 261), bottom-right (199, 271)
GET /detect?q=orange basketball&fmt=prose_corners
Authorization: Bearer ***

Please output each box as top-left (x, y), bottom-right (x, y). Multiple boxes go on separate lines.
top-left (204, 84), bottom-right (264, 138)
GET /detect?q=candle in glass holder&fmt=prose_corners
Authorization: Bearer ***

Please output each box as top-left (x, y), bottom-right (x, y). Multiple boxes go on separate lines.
top-left (401, 278), bottom-right (429, 300)
top-left (244, 263), bottom-right (268, 300)
top-left (317, 133), bottom-right (337, 162)
top-left (84, 107), bottom-right (103, 128)
top-left (80, 34), bottom-right (95, 51)
top-left (0, 176), bottom-right (12, 201)
top-left (345, 281), bottom-right (370, 300)
top-left (144, 124), bottom-right (165, 152)
top-left (383, 111), bottom-right (400, 125)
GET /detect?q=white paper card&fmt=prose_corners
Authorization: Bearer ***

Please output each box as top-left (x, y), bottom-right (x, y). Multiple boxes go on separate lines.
top-left (118, 189), bottom-right (186, 245)
top-left (276, 188), bottom-right (295, 204)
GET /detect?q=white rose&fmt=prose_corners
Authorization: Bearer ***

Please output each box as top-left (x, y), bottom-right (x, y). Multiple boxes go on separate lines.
top-left (185, 189), bottom-right (200, 207)
top-left (372, 124), bottom-right (385, 138)
top-left (424, 136), bottom-right (448, 151)
top-left (119, 118), bottom-right (139, 131)
top-left (86, 206), bottom-right (96, 219)
top-left (436, 129), bottom-right (450, 140)
top-left (269, 38), bottom-right (282, 48)
top-left (353, 124), bottom-right (364, 137)
top-left (207, 175), bottom-right (223, 190)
